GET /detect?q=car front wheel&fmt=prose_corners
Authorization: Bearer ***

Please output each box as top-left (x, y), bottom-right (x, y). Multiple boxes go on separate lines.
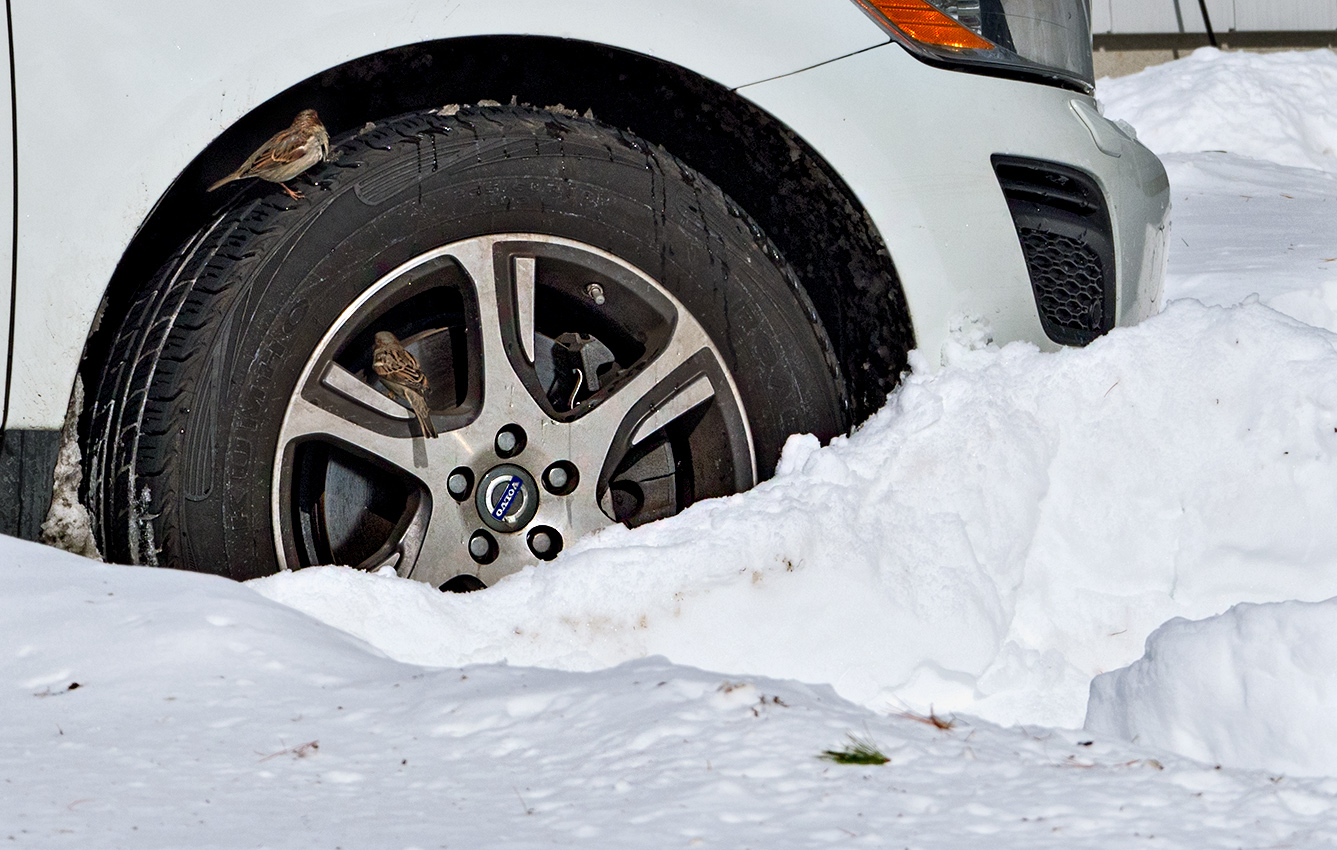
top-left (86, 106), bottom-right (847, 586)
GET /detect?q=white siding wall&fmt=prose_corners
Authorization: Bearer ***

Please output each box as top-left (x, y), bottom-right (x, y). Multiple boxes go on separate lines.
top-left (1092, 0), bottom-right (1337, 33)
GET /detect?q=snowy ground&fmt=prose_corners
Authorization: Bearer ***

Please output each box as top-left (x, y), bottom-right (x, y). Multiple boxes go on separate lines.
top-left (7, 47), bottom-right (1337, 847)
top-left (9, 542), bottom-right (1337, 848)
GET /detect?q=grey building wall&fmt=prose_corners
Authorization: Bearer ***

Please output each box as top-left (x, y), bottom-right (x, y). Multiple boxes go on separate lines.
top-left (1092, 1), bottom-right (1337, 34)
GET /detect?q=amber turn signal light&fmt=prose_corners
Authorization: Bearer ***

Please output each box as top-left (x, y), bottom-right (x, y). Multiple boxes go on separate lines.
top-left (858, 0), bottom-right (994, 51)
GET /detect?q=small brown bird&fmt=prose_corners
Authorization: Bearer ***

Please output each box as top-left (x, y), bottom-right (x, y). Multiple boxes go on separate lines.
top-left (208, 109), bottom-right (331, 199)
top-left (372, 331), bottom-right (438, 438)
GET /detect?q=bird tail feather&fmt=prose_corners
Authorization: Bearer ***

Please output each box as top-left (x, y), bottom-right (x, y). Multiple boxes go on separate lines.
top-left (408, 391), bottom-right (438, 439)
top-left (207, 173), bottom-right (238, 192)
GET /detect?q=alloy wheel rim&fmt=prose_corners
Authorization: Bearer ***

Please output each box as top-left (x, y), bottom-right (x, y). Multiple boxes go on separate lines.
top-left (271, 234), bottom-right (755, 589)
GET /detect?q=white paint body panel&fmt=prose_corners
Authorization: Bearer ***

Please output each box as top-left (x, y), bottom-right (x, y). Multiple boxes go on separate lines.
top-left (740, 45), bottom-right (1169, 363)
top-left (4, 2), bottom-right (1168, 431)
top-left (5, 0), bottom-right (885, 429)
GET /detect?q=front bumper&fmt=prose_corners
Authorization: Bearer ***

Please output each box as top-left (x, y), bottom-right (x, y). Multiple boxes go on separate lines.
top-left (738, 42), bottom-right (1170, 363)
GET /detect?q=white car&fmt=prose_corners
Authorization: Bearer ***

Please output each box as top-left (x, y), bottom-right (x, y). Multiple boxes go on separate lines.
top-left (0, 0), bottom-right (1168, 588)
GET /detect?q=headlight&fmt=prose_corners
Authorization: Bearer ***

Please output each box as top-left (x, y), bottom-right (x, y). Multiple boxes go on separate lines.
top-left (854, 0), bottom-right (1094, 93)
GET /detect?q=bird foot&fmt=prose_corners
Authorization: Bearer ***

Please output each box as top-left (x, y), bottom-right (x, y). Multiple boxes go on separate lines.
top-left (281, 183), bottom-right (304, 200)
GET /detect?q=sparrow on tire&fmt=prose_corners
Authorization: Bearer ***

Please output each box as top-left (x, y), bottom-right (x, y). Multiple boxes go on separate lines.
top-left (208, 109), bottom-right (331, 200)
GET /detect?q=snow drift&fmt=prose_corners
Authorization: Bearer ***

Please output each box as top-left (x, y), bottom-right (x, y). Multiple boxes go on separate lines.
top-left (1087, 598), bottom-right (1337, 778)
top-left (1153, 152), bottom-right (1337, 333)
top-left (1099, 47), bottom-right (1337, 174)
top-left (253, 300), bottom-right (1337, 730)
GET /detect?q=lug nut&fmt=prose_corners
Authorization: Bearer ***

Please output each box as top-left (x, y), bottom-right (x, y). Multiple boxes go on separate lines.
top-left (495, 425), bottom-right (526, 458)
top-left (468, 530), bottom-right (497, 564)
top-left (468, 535), bottom-right (490, 559)
top-left (542, 461), bottom-right (578, 495)
top-left (530, 531), bottom-right (553, 555)
top-left (447, 470), bottom-right (472, 499)
top-left (586, 283), bottom-right (606, 305)
top-left (527, 526), bottom-right (563, 561)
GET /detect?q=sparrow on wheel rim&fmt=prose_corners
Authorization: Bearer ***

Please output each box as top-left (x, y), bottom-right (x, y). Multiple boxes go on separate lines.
top-left (372, 331), bottom-right (439, 439)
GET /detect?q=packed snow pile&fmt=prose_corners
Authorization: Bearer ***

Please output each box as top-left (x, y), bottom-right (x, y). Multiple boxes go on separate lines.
top-left (1087, 598), bottom-right (1337, 778)
top-left (1154, 152), bottom-right (1337, 332)
top-left (5, 538), bottom-right (1336, 848)
top-left (1099, 47), bottom-right (1337, 173)
top-left (253, 299), bottom-right (1337, 730)
top-left (1101, 49), bottom-right (1337, 333)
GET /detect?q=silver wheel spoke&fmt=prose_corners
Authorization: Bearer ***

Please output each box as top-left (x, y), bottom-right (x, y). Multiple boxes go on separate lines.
top-left (401, 499), bottom-right (470, 587)
top-left (320, 361), bottom-right (412, 420)
top-left (451, 239), bottom-right (543, 420)
top-left (630, 374), bottom-right (715, 446)
top-left (537, 485), bottom-right (615, 541)
top-left (280, 394), bottom-right (437, 475)
top-left (514, 255), bottom-right (536, 363)
top-left (571, 316), bottom-right (717, 471)
top-left (368, 496), bottom-right (430, 574)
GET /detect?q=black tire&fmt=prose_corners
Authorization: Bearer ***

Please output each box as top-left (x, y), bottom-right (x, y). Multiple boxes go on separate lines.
top-left (86, 106), bottom-right (847, 579)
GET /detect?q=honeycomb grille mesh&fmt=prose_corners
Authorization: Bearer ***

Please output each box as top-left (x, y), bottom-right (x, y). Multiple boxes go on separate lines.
top-left (993, 155), bottom-right (1115, 347)
top-left (1017, 227), bottom-right (1106, 336)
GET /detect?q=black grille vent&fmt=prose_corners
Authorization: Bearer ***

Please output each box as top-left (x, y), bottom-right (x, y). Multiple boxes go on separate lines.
top-left (993, 156), bottom-right (1116, 346)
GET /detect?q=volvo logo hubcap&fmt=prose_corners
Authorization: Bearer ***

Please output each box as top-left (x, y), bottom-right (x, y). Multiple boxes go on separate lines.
top-left (474, 464), bottom-right (540, 533)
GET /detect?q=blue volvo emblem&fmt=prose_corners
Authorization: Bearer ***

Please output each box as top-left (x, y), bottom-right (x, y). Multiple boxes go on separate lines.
top-left (491, 476), bottom-right (524, 520)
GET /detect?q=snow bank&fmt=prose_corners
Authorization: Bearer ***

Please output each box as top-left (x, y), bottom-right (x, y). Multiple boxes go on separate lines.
top-left (4, 535), bottom-right (1335, 848)
top-left (1087, 598), bottom-right (1337, 777)
top-left (1099, 49), bottom-right (1337, 333)
top-left (1076, 50), bottom-right (1337, 774)
top-left (253, 300), bottom-right (1337, 729)
top-left (1099, 47), bottom-right (1337, 173)
top-left (1160, 153), bottom-right (1337, 332)
top-left (41, 376), bottom-right (100, 559)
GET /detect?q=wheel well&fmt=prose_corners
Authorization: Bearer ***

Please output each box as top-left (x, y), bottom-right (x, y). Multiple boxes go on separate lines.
top-left (82, 35), bottom-right (914, 425)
